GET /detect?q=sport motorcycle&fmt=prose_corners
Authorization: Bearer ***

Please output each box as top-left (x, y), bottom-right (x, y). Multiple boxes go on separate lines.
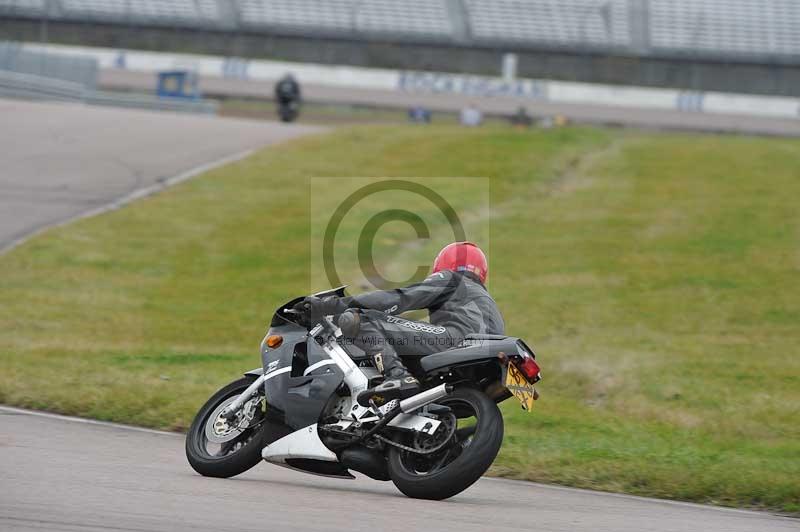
top-left (185, 287), bottom-right (541, 500)
top-left (277, 98), bottom-right (299, 122)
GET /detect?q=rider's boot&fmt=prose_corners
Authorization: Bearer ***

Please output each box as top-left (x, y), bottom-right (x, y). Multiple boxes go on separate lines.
top-left (357, 350), bottom-right (420, 408)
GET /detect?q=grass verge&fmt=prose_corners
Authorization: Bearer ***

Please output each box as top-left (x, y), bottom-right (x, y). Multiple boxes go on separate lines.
top-left (1, 125), bottom-right (798, 512)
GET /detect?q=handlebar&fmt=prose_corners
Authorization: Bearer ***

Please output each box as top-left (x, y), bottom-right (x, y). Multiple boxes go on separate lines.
top-left (283, 307), bottom-right (340, 338)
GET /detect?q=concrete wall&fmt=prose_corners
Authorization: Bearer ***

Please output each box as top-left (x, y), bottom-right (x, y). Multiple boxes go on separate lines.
top-left (3, 17), bottom-right (800, 97)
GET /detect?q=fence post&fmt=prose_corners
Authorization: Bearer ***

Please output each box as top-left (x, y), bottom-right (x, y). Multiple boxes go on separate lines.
top-left (628, 0), bottom-right (650, 55)
top-left (446, 0), bottom-right (471, 44)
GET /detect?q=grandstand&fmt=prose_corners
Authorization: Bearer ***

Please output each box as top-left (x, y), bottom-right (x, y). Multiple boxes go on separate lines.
top-left (237, 0), bottom-right (453, 38)
top-left (2, 0), bottom-right (800, 97)
top-left (465, 0), bottom-right (631, 48)
top-left (0, 0), bottom-right (45, 16)
top-left (56, 0), bottom-right (220, 25)
top-left (649, 0), bottom-right (800, 58)
top-left (3, 0), bottom-right (800, 61)
top-left (237, 0), bottom-right (354, 33)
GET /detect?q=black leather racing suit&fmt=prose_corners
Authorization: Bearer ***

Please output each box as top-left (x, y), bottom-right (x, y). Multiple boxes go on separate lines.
top-left (337, 270), bottom-right (505, 365)
top-left (274, 76), bottom-right (300, 104)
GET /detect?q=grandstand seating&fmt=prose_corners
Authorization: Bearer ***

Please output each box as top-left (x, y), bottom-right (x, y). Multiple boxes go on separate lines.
top-left (650, 0), bottom-right (800, 57)
top-left (58, 0), bottom-right (218, 25)
top-left (237, 0), bottom-right (352, 32)
top-left (355, 0), bottom-right (452, 38)
top-left (0, 0), bottom-right (45, 16)
top-left (466, 0), bottom-right (631, 47)
top-left (59, 0), bottom-right (127, 21)
top-left (196, 0), bottom-right (220, 21)
top-left (3, 0), bottom-right (800, 61)
top-left (237, 0), bottom-right (451, 38)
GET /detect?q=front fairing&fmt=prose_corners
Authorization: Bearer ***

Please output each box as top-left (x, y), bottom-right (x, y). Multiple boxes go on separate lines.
top-left (259, 287), bottom-right (349, 434)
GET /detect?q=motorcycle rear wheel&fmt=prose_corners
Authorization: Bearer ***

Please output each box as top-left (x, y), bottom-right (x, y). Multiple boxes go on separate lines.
top-left (185, 376), bottom-right (266, 478)
top-left (387, 387), bottom-right (503, 500)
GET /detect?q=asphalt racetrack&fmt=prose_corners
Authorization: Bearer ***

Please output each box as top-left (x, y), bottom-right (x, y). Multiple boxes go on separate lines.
top-left (0, 99), bottom-right (322, 252)
top-left (0, 407), bottom-right (797, 532)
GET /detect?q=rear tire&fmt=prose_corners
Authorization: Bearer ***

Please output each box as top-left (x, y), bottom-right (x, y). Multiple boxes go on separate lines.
top-left (185, 377), bottom-right (266, 478)
top-left (387, 387), bottom-right (503, 500)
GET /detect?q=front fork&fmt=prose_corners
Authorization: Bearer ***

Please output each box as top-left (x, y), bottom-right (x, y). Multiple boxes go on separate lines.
top-left (220, 373), bottom-right (267, 421)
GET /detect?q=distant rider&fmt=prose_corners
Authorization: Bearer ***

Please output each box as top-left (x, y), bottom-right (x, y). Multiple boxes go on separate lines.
top-left (295, 242), bottom-right (505, 407)
top-left (274, 73), bottom-right (301, 106)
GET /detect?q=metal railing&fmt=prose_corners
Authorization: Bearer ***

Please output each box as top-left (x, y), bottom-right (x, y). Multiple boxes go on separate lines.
top-left (0, 41), bottom-right (217, 113)
top-left (0, 40), bottom-right (97, 87)
top-left (0, 69), bottom-right (85, 100)
top-left (0, 67), bottom-right (218, 112)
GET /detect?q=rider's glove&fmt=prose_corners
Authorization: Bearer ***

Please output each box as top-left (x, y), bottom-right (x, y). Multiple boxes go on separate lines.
top-left (293, 296), bottom-right (345, 319)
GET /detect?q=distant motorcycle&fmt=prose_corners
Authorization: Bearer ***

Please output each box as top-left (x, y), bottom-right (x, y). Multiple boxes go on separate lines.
top-left (277, 98), bottom-right (300, 123)
top-left (185, 287), bottom-right (541, 500)
top-left (275, 74), bottom-right (301, 123)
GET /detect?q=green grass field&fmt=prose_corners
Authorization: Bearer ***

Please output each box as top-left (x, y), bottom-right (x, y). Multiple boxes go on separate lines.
top-left (1, 125), bottom-right (798, 513)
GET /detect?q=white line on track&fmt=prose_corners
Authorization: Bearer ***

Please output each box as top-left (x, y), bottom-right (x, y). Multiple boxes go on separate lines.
top-left (0, 405), bottom-right (181, 437)
top-left (481, 476), bottom-right (797, 519)
top-left (0, 148), bottom-right (254, 255)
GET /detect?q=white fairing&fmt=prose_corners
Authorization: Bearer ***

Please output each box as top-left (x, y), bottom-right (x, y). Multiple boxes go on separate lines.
top-left (319, 332), bottom-right (376, 422)
top-left (261, 424), bottom-right (337, 463)
top-left (322, 340), bottom-right (369, 393)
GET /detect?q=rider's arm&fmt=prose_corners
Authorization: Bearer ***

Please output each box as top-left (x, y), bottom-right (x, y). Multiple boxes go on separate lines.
top-left (340, 270), bottom-right (459, 314)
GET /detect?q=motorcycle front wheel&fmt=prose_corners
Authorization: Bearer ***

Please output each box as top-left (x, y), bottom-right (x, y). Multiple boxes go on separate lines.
top-left (185, 376), bottom-right (266, 478)
top-left (387, 387), bottom-right (504, 500)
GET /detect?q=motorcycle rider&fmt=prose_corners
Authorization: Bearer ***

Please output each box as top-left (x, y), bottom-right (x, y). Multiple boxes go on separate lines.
top-left (274, 73), bottom-right (301, 120)
top-left (296, 242), bottom-right (504, 407)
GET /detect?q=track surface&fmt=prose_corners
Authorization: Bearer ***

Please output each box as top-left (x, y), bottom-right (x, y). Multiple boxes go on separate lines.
top-left (0, 99), bottom-right (322, 252)
top-left (0, 407), bottom-right (796, 532)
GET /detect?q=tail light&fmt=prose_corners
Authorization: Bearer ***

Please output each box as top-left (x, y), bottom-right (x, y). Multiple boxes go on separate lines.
top-left (517, 357), bottom-right (541, 383)
top-left (515, 341), bottom-right (541, 383)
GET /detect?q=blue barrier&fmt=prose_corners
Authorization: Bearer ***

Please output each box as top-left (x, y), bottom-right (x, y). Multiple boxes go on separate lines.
top-left (156, 70), bottom-right (200, 100)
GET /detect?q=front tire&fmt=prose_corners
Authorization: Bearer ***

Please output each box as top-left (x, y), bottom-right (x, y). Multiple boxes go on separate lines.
top-left (387, 387), bottom-right (504, 500)
top-left (185, 377), bottom-right (266, 478)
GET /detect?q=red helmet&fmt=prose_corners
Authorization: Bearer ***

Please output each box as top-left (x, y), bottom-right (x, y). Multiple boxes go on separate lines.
top-left (432, 242), bottom-right (488, 283)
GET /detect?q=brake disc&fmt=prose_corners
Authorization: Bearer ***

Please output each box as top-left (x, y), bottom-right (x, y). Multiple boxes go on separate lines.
top-left (204, 396), bottom-right (261, 444)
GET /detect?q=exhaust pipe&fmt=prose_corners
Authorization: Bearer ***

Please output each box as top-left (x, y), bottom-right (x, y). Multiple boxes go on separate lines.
top-left (339, 446), bottom-right (390, 481)
top-left (398, 383), bottom-right (453, 413)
